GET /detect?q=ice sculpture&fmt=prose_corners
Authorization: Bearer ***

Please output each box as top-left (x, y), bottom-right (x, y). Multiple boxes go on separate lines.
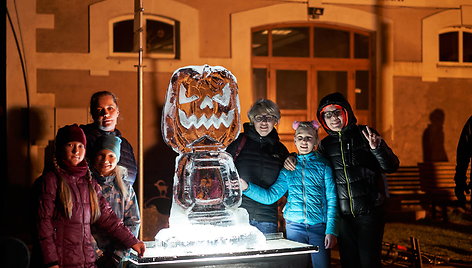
top-left (155, 65), bottom-right (266, 255)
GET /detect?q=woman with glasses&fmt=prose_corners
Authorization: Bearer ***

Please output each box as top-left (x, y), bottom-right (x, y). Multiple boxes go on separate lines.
top-left (226, 99), bottom-right (289, 234)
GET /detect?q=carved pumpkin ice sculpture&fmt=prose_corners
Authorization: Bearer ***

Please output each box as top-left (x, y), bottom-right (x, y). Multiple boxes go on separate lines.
top-left (162, 64), bottom-right (242, 225)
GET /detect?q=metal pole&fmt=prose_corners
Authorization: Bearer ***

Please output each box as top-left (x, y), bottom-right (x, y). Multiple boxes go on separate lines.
top-left (134, 0), bottom-right (144, 240)
top-left (410, 236), bottom-right (423, 268)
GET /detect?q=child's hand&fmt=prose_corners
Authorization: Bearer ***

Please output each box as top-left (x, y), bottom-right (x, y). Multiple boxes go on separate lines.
top-left (324, 234), bottom-right (337, 249)
top-left (284, 155), bottom-right (297, 171)
top-left (240, 178), bottom-right (248, 191)
top-left (362, 126), bottom-right (382, 149)
top-left (132, 241), bottom-right (146, 258)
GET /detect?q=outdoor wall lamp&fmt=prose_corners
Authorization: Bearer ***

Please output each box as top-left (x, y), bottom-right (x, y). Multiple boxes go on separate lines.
top-left (308, 7), bottom-right (324, 19)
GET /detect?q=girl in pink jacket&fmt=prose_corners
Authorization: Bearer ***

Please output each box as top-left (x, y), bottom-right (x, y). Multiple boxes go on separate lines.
top-left (34, 124), bottom-right (145, 268)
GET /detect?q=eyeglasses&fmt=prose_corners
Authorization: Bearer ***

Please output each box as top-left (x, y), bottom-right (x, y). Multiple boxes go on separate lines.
top-left (254, 115), bottom-right (277, 123)
top-left (323, 109), bottom-right (342, 119)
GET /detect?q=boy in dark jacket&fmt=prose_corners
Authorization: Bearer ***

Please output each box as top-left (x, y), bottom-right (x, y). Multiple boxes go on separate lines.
top-left (286, 93), bottom-right (399, 268)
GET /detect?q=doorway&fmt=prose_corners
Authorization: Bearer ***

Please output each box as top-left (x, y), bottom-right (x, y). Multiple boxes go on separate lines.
top-left (251, 23), bottom-right (375, 150)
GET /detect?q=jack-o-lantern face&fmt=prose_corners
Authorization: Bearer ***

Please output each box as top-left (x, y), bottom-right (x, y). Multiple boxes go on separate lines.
top-left (162, 65), bottom-right (241, 153)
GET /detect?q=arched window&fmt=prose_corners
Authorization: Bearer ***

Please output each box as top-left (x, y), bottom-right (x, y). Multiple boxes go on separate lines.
top-left (110, 15), bottom-right (179, 58)
top-left (251, 23), bottom-right (374, 147)
top-left (439, 27), bottom-right (472, 63)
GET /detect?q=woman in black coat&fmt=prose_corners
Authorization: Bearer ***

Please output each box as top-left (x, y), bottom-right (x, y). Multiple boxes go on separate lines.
top-left (227, 99), bottom-right (289, 234)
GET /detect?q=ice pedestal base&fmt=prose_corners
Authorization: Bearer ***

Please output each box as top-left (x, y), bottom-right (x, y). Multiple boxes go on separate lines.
top-left (154, 224), bottom-right (266, 255)
top-left (155, 206), bottom-right (266, 255)
top-left (127, 236), bottom-right (318, 268)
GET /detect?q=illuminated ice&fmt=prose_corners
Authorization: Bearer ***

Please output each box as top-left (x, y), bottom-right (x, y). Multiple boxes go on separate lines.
top-left (156, 65), bottom-right (266, 254)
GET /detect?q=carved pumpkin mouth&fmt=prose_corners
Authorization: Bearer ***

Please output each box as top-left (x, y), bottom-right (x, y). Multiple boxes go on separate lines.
top-left (178, 109), bottom-right (235, 129)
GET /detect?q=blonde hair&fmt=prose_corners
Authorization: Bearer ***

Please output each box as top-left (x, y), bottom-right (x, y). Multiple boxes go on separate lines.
top-left (53, 158), bottom-right (101, 223)
top-left (247, 99), bottom-right (281, 124)
top-left (293, 121), bottom-right (320, 146)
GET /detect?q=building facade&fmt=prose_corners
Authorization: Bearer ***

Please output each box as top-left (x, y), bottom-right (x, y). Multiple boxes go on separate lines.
top-left (6, 0), bottom-right (472, 239)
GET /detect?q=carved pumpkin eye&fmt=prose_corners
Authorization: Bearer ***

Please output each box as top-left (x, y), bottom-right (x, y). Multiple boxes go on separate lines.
top-left (212, 83), bottom-right (231, 106)
top-left (179, 84), bottom-right (199, 104)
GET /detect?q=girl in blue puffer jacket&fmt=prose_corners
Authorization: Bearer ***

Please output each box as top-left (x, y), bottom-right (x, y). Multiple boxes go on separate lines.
top-left (241, 121), bottom-right (338, 268)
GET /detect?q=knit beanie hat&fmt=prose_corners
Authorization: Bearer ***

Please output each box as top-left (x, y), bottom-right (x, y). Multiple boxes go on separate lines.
top-left (95, 135), bottom-right (122, 161)
top-left (55, 124), bottom-right (87, 150)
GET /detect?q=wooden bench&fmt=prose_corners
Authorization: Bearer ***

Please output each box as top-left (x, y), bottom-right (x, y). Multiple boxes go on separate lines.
top-left (385, 166), bottom-right (426, 221)
top-left (418, 162), bottom-right (471, 221)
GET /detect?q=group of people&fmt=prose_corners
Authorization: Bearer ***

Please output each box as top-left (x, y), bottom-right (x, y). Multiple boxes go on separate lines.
top-left (229, 93), bottom-right (400, 268)
top-left (30, 82), bottom-right (472, 268)
top-left (32, 91), bottom-right (144, 268)
top-left (33, 90), bottom-right (402, 268)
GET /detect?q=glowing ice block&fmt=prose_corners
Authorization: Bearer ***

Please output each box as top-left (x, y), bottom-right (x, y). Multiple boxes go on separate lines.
top-left (156, 65), bottom-right (265, 254)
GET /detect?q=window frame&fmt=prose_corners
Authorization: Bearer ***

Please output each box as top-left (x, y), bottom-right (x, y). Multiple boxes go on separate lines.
top-left (109, 14), bottom-right (178, 59)
top-left (251, 23), bottom-right (375, 147)
top-left (438, 26), bottom-right (472, 66)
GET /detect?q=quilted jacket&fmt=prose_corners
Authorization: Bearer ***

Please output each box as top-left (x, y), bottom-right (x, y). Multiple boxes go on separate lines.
top-left (36, 164), bottom-right (139, 268)
top-left (316, 93), bottom-right (400, 217)
top-left (226, 123), bottom-right (289, 223)
top-left (243, 151), bottom-right (338, 235)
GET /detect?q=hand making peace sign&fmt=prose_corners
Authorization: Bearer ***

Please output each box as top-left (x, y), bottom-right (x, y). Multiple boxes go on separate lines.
top-left (362, 126), bottom-right (382, 149)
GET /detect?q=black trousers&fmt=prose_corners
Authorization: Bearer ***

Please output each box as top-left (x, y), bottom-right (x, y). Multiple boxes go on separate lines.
top-left (338, 208), bottom-right (385, 268)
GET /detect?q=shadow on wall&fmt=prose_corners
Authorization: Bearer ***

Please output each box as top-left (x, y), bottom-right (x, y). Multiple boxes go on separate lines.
top-left (422, 108), bottom-right (448, 162)
top-left (7, 107), bottom-right (51, 244)
top-left (143, 104), bottom-right (177, 240)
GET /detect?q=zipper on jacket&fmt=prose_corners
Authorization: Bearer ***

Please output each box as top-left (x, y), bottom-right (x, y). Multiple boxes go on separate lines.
top-left (339, 132), bottom-right (355, 217)
top-left (301, 158), bottom-right (307, 223)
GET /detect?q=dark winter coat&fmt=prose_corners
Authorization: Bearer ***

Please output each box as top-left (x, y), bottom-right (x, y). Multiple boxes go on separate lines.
top-left (226, 123), bottom-right (289, 223)
top-left (36, 163), bottom-right (139, 268)
top-left (317, 93), bottom-right (400, 217)
top-left (80, 123), bottom-right (137, 184)
top-left (455, 115), bottom-right (472, 188)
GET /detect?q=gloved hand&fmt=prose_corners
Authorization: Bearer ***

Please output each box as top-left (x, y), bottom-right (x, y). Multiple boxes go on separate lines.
top-left (454, 180), bottom-right (470, 206)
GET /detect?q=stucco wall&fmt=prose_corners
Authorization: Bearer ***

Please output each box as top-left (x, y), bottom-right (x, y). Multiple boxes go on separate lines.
top-left (6, 0), bottom-right (472, 241)
top-left (392, 76), bottom-right (472, 166)
top-left (36, 0), bottom-right (95, 52)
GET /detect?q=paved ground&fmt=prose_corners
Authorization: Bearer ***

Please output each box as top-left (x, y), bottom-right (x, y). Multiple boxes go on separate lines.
top-left (329, 248), bottom-right (471, 268)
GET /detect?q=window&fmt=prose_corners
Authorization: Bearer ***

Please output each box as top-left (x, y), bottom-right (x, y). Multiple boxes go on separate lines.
top-left (314, 27), bottom-right (349, 58)
top-left (252, 68), bottom-right (267, 100)
top-left (252, 30), bottom-right (268, 57)
top-left (276, 70), bottom-right (307, 109)
top-left (251, 23), bottom-right (374, 140)
top-left (317, 71), bottom-right (348, 101)
top-left (113, 20), bottom-right (135, 53)
top-left (272, 27), bottom-right (309, 57)
top-left (439, 27), bottom-right (472, 63)
top-left (111, 15), bottom-right (179, 58)
top-left (355, 71), bottom-right (370, 110)
top-left (251, 24), bottom-right (368, 59)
